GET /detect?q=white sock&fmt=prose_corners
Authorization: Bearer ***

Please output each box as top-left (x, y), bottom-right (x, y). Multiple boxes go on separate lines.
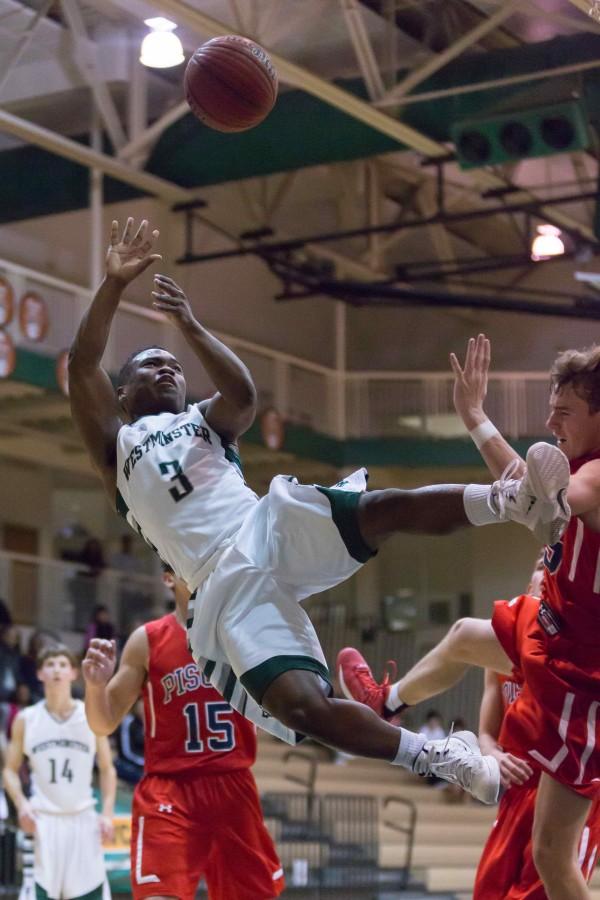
top-left (391, 728), bottom-right (427, 769)
top-left (385, 682), bottom-right (407, 713)
top-left (463, 483), bottom-right (500, 526)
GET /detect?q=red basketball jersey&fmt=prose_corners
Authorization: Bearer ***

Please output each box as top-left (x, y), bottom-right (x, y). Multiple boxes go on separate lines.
top-left (497, 673), bottom-right (523, 714)
top-left (142, 614), bottom-right (257, 775)
top-left (543, 451), bottom-right (600, 646)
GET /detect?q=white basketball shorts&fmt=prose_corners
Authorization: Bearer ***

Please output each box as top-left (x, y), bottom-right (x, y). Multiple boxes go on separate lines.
top-left (34, 807), bottom-right (106, 899)
top-left (186, 469), bottom-right (374, 717)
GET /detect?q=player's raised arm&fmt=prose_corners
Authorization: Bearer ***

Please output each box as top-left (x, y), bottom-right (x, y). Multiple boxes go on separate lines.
top-left (69, 218), bottom-right (161, 499)
top-left (451, 333), bottom-right (525, 480)
top-left (83, 628), bottom-right (149, 736)
top-left (151, 274), bottom-right (257, 442)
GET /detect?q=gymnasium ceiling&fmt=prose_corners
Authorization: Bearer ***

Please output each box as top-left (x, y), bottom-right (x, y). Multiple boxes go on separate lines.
top-left (2, 0), bottom-right (600, 479)
top-left (2, 0), bottom-right (600, 319)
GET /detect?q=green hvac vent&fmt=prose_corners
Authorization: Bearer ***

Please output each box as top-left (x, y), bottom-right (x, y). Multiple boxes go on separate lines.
top-left (451, 101), bottom-right (590, 170)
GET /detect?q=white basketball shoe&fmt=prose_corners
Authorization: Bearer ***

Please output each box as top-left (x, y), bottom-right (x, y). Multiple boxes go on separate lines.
top-left (413, 730), bottom-right (500, 805)
top-left (490, 442), bottom-right (570, 545)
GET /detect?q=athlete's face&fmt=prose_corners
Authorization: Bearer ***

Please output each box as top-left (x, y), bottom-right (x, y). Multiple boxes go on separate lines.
top-left (546, 383), bottom-right (600, 460)
top-left (37, 655), bottom-right (77, 687)
top-left (119, 349), bottom-right (186, 420)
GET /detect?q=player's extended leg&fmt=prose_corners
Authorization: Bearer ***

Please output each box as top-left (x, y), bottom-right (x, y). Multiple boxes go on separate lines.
top-left (261, 669), bottom-right (500, 804)
top-left (393, 618), bottom-right (512, 705)
top-left (532, 773), bottom-right (592, 900)
top-left (356, 441), bottom-right (571, 550)
top-left (338, 619), bottom-right (512, 717)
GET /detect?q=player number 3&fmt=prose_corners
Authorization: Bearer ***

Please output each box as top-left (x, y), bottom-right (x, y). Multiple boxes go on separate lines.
top-left (158, 459), bottom-right (194, 502)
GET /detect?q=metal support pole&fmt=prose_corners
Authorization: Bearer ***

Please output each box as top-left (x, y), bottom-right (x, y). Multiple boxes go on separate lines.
top-left (89, 112), bottom-right (104, 291)
top-left (0, 0), bottom-right (54, 98)
top-left (334, 301), bottom-right (347, 440)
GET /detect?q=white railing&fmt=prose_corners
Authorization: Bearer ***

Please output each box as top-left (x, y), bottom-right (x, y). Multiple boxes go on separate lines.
top-left (0, 550), bottom-right (165, 634)
top-left (0, 257), bottom-right (552, 442)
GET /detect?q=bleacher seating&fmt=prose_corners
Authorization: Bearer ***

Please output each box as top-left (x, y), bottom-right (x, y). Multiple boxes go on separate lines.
top-left (254, 730), bottom-right (600, 898)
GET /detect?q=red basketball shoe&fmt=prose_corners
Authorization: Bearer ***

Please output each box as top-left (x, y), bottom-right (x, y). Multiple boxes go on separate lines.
top-left (336, 647), bottom-right (397, 718)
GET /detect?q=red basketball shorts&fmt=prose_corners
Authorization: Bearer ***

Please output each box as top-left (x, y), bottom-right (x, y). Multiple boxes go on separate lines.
top-left (474, 781), bottom-right (600, 899)
top-left (493, 594), bottom-right (600, 799)
top-left (130, 768), bottom-right (284, 900)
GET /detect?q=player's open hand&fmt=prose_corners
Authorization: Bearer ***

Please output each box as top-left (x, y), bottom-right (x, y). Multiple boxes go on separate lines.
top-left (82, 639), bottom-right (117, 686)
top-left (495, 749), bottom-right (533, 787)
top-left (18, 800), bottom-right (37, 834)
top-left (106, 218), bottom-right (162, 286)
top-left (99, 814), bottom-right (115, 844)
top-left (152, 275), bottom-right (195, 328)
top-left (450, 333), bottom-right (491, 430)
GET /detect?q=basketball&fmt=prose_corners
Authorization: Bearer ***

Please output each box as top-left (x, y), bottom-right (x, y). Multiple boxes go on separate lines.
top-left (184, 35), bottom-right (278, 133)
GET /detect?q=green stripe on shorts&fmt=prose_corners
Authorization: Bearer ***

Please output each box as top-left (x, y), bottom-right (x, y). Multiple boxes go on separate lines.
top-left (316, 485), bottom-right (375, 563)
top-left (241, 654), bottom-right (332, 704)
top-left (36, 884), bottom-right (103, 900)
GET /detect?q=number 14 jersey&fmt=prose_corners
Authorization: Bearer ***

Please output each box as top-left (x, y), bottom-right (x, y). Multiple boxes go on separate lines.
top-left (22, 700), bottom-right (96, 814)
top-left (116, 405), bottom-right (258, 589)
top-left (142, 614), bottom-right (257, 776)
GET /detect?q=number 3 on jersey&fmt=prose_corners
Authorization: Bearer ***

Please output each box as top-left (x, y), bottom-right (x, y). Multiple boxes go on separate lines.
top-left (158, 459), bottom-right (193, 502)
top-left (183, 701), bottom-right (236, 753)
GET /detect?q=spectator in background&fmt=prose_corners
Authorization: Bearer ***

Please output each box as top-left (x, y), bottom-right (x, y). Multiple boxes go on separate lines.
top-left (114, 699), bottom-right (145, 786)
top-left (19, 631), bottom-right (54, 703)
top-left (69, 537), bottom-right (107, 628)
top-left (79, 538), bottom-right (106, 576)
top-left (418, 710), bottom-right (446, 742)
top-left (109, 534), bottom-right (141, 576)
top-left (0, 625), bottom-right (21, 703)
top-left (0, 597), bottom-right (11, 628)
top-left (109, 534), bottom-right (149, 634)
top-left (83, 605), bottom-right (115, 655)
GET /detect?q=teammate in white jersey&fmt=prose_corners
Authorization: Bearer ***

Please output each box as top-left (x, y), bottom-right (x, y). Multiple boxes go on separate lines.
top-left (3, 645), bottom-right (116, 900)
top-left (68, 217), bottom-right (570, 804)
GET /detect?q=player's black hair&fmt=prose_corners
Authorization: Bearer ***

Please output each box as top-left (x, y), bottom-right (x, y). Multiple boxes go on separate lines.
top-left (161, 561), bottom-right (174, 575)
top-left (117, 346), bottom-right (170, 386)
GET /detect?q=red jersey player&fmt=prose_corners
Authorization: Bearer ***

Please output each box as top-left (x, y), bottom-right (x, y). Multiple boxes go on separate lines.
top-left (475, 655), bottom-right (600, 898)
top-left (82, 569), bottom-right (284, 900)
top-left (338, 336), bottom-right (600, 900)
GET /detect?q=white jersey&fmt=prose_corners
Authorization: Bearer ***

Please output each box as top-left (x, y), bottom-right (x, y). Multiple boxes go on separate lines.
top-left (22, 700), bottom-right (96, 814)
top-left (116, 404), bottom-right (258, 589)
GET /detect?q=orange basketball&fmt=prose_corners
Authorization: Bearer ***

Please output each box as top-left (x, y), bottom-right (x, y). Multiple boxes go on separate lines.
top-left (184, 35), bottom-right (278, 133)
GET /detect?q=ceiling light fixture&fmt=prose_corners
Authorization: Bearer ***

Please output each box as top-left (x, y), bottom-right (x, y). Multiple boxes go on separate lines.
top-left (531, 224), bottom-right (565, 262)
top-left (140, 17), bottom-right (184, 69)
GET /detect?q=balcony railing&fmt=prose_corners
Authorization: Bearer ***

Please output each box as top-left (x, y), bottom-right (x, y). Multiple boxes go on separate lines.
top-left (0, 257), bottom-right (552, 442)
top-left (0, 550), bottom-right (165, 636)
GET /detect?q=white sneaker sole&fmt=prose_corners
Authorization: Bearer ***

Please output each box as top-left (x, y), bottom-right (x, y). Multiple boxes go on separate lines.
top-left (524, 443), bottom-right (571, 544)
top-left (525, 442), bottom-right (570, 506)
top-left (439, 731), bottom-right (500, 805)
top-left (454, 731), bottom-right (501, 805)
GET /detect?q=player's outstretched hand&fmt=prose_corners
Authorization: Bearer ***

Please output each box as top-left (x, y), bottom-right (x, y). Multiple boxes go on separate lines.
top-left (151, 274), bottom-right (195, 328)
top-left (450, 333), bottom-right (490, 430)
top-left (106, 218), bottom-right (162, 286)
top-left (82, 639), bottom-right (118, 686)
top-left (495, 749), bottom-right (533, 787)
top-left (99, 814), bottom-right (115, 844)
top-left (18, 799), bottom-right (37, 834)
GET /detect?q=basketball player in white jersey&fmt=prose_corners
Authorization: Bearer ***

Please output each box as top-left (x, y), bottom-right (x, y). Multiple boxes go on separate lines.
top-left (69, 217), bottom-right (570, 805)
top-left (3, 645), bottom-right (116, 900)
